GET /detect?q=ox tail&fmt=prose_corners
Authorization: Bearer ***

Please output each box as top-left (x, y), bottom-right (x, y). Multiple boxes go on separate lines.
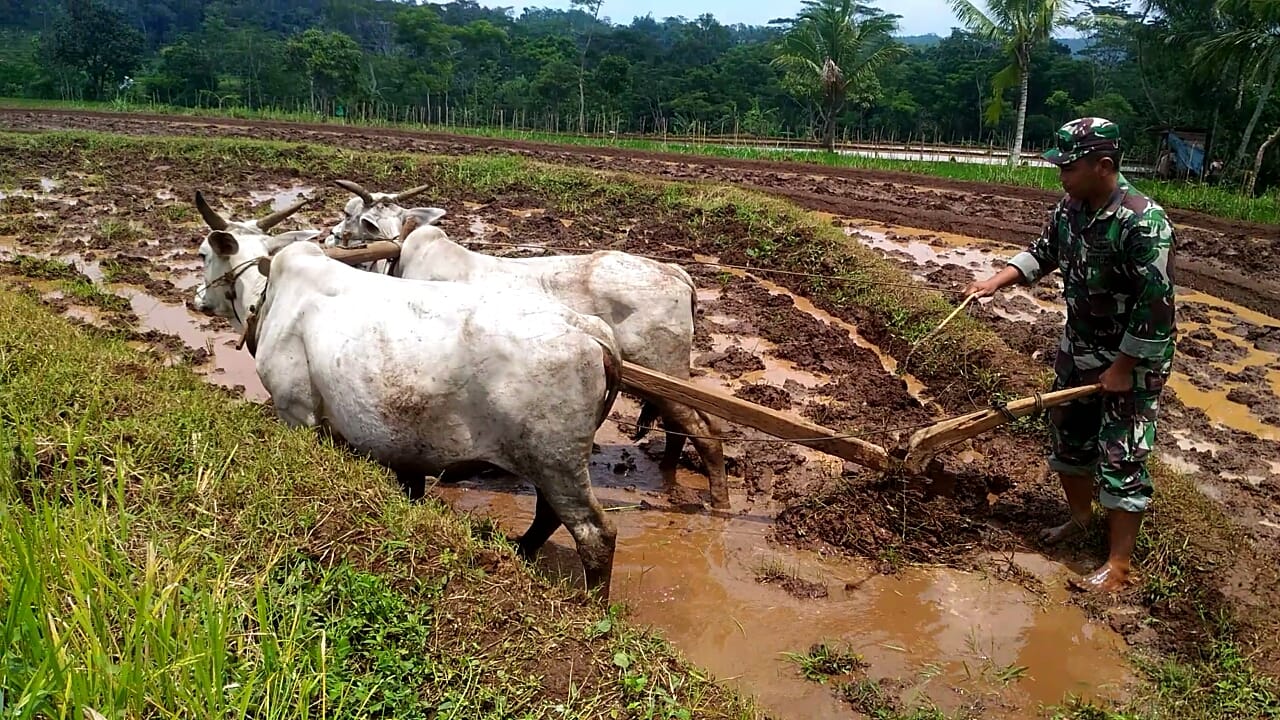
top-left (570, 315), bottom-right (623, 431)
top-left (591, 332), bottom-right (624, 432)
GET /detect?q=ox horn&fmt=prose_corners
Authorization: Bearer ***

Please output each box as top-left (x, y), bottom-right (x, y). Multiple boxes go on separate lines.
top-left (334, 179), bottom-right (374, 204)
top-left (257, 194), bottom-right (315, 231)
top-left (195, 190), bottom-right (229, 231)
top-left (392, 184), bottom-right (430, 203)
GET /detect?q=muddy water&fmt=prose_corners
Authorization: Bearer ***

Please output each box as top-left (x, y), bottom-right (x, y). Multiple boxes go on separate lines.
top-left (844, 223), bottom-right (1280, 473)
top-left (120, 287), bottom-right (267, 401)
top-left (438, 398), bottom-right (1133, 718)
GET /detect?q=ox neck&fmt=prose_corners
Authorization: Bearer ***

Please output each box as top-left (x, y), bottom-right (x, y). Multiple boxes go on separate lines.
top-left (232, 263), bottom-right (269, 329)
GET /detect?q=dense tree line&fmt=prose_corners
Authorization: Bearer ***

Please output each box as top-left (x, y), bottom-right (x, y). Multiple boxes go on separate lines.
top-left (1, 0), bottom-right (1277, 189)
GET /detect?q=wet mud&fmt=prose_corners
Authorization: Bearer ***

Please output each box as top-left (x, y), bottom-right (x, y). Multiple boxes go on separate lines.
top-left (5, 107), bottom-right (1278, 318)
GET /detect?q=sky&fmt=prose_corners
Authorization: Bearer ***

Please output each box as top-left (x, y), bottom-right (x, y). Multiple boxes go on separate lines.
top-left (482, 0), bottom-right (976, 37)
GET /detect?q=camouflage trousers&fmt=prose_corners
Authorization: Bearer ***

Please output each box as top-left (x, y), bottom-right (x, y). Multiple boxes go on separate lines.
top-left (1047, 348), bottom-right (1169, 513)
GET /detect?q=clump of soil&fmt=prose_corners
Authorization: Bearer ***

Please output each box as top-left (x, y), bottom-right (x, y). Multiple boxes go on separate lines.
top-left (734, 382), bottom-right (793, 410)
top-left (695, 346), bottom-right (765, 374)
top-left (773, 470), bottom-right (1012, 571)
top-left (755, 567), bottom-right (829, 599)
top-left (923, 264), bottom-right (974, 292)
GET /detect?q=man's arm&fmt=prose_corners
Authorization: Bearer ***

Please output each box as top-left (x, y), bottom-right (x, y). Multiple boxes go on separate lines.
top-left (967, 203), bottom-right (1062, 297)
top-left (1118, 206), bottom-right (1176, 365)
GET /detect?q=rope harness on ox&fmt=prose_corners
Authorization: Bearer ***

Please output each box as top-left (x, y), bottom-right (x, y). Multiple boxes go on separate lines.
top-left (202, 256), bottom-right (271, 354)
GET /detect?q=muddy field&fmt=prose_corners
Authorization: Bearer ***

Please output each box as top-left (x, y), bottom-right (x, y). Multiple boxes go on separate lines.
top-left (5, 107), bottom-right (1278, 319)
top-left (3, 115), bottom-right (1280, 717)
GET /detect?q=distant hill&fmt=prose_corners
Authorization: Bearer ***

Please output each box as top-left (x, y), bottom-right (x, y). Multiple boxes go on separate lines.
top-left (893, 32), bottom-right (1094, 56)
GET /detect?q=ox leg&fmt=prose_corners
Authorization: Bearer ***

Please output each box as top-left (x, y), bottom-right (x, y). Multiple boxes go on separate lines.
top-left (514, 489), bottom-right (563, 559)
top-left (654, 400), bottom-right (730, 510)
top-left (393, 467), bottom-right (427, 502)
top-left (534, 470), bottom-right (617, 599)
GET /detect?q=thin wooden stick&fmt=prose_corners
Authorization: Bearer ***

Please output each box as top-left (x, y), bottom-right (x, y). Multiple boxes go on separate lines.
top-left (902, 292), bottom-right (977, 371)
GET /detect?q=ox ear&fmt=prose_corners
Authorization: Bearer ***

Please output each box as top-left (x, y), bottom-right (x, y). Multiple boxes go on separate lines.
top-left (208, 230), bottom-right (239, 257)
top-left (406, 207), bottom-right (447, 226)
top-left (266, 229), bottom-right (321, 254)
top-left (257, 256), bottom-right (273, 277)
top-left (360, 217), bottom-right (381, 238)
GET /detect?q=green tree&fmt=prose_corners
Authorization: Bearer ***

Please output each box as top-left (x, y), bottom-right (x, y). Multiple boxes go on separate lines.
top-left (148, 37), bottom-right (217, 105)
top-left (1193, 0), bottom-right (1280, 191)
top-left (285, 28), bottom-right (362, 112)
top-left (771, 0), bottom-right (905, 151)
top-left (947, 0), bottom-right (1071, 164)
top-left (46, 0), bottom-right (144, 100)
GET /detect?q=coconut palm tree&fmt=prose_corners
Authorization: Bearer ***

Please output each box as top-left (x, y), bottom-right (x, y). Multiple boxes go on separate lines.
top-left (948, 0), bottom-right (1072, 165)
top-left (1192, 0), bottom-right (1280, 192)
top-left (772, 0), bottom-right (905, 152)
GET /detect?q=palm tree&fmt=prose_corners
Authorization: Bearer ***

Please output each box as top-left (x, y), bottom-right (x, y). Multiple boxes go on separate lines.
top-left (1193, 0), bottom-right (1280, 192)
top-left (948, 0), bottom-right (1071, 165)
top-left (772, 0), bottom-right (905, 152)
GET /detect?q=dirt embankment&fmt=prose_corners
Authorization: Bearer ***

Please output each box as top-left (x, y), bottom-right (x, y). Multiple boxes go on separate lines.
top-left (4, 107), bottom-right (1278, 318)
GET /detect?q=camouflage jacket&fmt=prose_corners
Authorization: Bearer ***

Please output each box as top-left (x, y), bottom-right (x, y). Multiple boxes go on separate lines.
top-left (1009, 182), bottom-right (1177, 374)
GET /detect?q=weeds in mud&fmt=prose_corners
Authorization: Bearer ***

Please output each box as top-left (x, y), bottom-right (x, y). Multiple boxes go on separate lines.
top-left (0, 195), bottom-right (36, 214)
top-left (782, 642), bottom-right (867, 683)
top-left (0, 288), bottom-right (762, 720)
top-left (158, 204), bottom-right (194, 223)
top-left (754, 559), bottom-right (830, 598)
top-left (59, 278), bottom-right (130, 312)
top-left (3, 254), bottom-right (81, 281)
top-left (1053, 639), bottom-right (1280, 719)
top-left (97, 217), bottom-right (146, 245)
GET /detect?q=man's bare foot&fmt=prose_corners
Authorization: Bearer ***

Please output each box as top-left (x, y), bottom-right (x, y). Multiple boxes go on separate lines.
top-left (1068, 560), bottom-right (1130, 593)
top-left (1039, 515), bottom-right (1091, 545)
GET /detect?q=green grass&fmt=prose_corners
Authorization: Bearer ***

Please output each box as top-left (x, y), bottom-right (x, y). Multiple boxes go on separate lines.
top-left (4, 97), bottom-right (1276, 225)
top-left (0, 286), bottom-right (761, 719)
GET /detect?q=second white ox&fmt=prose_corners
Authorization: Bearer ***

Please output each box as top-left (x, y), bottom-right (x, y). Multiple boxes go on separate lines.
top-left (191, 191), bottom-right (625, 595)
top-left (327, 180), bottom-right (730, 508)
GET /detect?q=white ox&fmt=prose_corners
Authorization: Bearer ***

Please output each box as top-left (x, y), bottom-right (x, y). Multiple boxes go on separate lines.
top-left (326, 180), bottom-right (730, 509)
top-left (191, 191), bottom-right (624, 595)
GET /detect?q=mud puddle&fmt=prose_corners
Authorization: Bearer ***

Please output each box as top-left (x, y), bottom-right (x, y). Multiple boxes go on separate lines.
top-left (437, 398), bottom-right (1133, 718)
top-left (695, 253), bottom-right (932, 405)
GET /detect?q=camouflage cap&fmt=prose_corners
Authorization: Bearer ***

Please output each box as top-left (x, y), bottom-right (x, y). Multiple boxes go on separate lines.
top-left (1042, 117), bottom-right (1122, 166)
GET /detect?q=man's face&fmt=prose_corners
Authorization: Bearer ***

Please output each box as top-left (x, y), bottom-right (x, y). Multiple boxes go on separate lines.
top-left (1058, 155), bottom-right (1112, 201)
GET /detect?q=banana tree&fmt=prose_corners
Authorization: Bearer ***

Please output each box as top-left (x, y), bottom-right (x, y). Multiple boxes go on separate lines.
top-left (772, 0), bottom-right (905, 152)
top-left (948, 0), bottom-right (1072, 165)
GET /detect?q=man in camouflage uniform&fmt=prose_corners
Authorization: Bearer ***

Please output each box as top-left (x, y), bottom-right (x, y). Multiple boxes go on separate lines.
top-left (966, 117), bottom-right (1177, 592)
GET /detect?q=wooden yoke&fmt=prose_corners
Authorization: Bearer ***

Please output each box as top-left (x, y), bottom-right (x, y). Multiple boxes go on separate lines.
top-left (323, 240), bottom-right (403, 266)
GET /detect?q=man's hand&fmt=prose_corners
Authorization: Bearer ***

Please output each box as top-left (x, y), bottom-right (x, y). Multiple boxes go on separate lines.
top-left (1100, 354), bottom-right (1138, 393)
top-left (964, 266), bottom-right (1024, 298)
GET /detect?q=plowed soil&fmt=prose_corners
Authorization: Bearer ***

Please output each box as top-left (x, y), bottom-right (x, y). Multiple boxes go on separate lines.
top-left (5, 107), bottom-right (1277, 317)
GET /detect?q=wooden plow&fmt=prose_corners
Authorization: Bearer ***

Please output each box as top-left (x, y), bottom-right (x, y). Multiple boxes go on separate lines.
top-left (320, 241), bottom-right (1102, 483)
